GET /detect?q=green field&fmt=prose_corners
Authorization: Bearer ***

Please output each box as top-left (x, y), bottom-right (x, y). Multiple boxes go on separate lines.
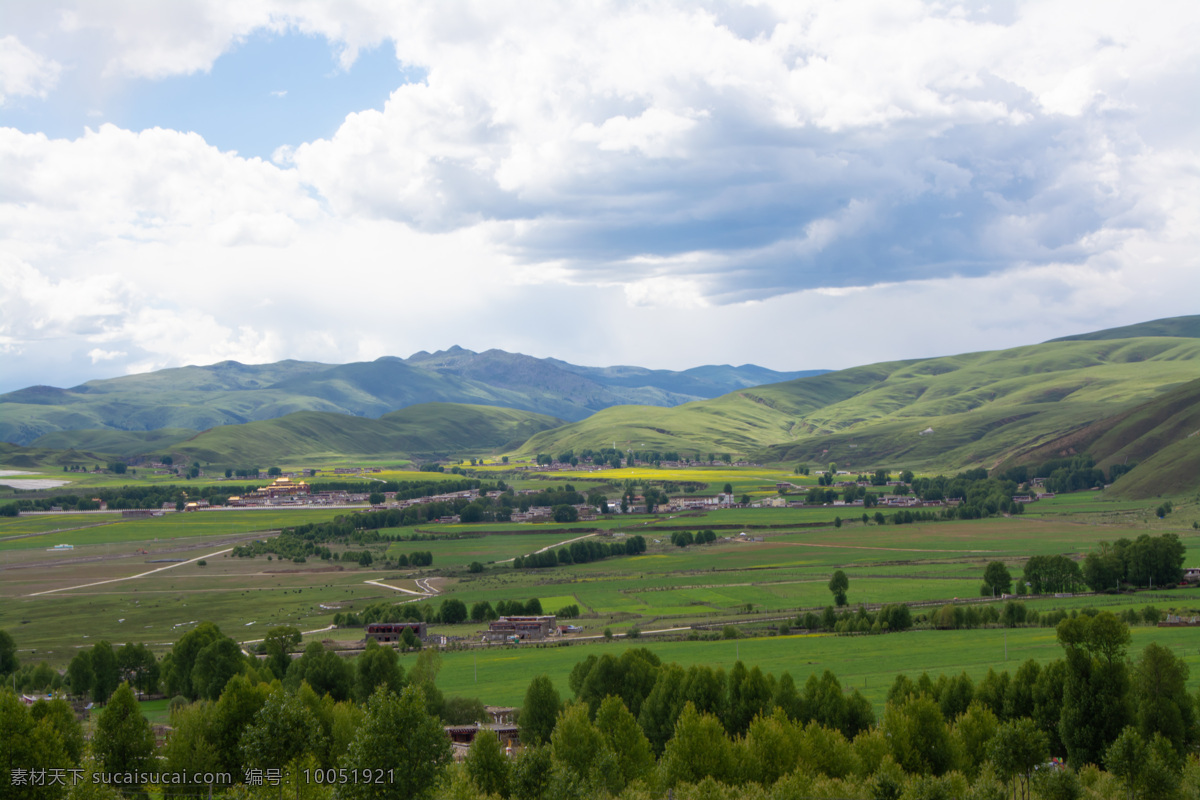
top-left (518, 337), bottom-right (1200, 472)
top-left (3, 466), bottom-right (1198, 731)
top-left (411, 624), bottom-right (1200, 711)
top-left (0, 508), bottom-right (349, 552)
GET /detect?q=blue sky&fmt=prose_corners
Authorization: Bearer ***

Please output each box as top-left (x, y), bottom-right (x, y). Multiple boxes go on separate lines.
top-left (0, 31), bottom-right (413, 160)
top-left (0, 1), bottom-right (1198, 393)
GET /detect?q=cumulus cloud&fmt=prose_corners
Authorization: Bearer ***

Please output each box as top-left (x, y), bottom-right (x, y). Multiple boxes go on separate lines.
top-left (0, 0), bottom-right (1199, 390)
top-left (0, 35), bottom-right (61, 104)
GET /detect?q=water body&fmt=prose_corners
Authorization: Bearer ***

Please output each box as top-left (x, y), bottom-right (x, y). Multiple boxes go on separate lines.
top-left (0, 471), bottom-right (72, 489)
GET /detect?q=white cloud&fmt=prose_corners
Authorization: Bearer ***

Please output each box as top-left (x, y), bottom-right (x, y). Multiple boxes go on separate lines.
top-left (0, 0), bottom-right (1199, 391)
top-left (87, 348), bottom-right (126, 362)
top-left (0, 35), bottom-right (61, 104)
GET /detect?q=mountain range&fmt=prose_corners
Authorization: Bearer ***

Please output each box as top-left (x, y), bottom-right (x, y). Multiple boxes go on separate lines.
top-left (0, 347), bottom-right (824, 446)
top-left (2, 316), bottom-right (1199, 499)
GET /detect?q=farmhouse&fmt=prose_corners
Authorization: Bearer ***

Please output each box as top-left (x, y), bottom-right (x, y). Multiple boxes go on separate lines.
top-left (445, 722), bottom-right (520, 752)
top-left (364, 621), bottom-right (427, 643)
top-left (484, 615), bottom-right (557, 641)
top-left (249, 476), bottom-right (312, 499)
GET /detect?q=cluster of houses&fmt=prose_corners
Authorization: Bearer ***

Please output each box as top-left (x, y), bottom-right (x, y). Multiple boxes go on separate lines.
top-left (514, 458), bottom-right (759, 473)
top-left (221, 478), bottom-right (370, 508)
top-left (482, 615), bottom-right (559, 642)
top-left (1011, 492), bottom-right (1056, 503)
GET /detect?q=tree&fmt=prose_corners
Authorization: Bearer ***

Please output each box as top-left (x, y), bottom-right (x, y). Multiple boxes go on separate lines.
top-left (90, 641), bottom-right (119, 704)
top-left (209, 674), bottom-right (269, 777)
top-left (30, 698), bottom-right (85, 764)
top-left (637, 664), bottom-right (687, 755)
top-left (1057, 612), bottom-right (1133, 767)
top-left (439, 598), bottom-right (468, 624)
top-left (595, 695), bottom-right (654, 789)
top-left (340, 686), bottom-right (451, 796)
top-left (355, 639), bottom-right (406, 703)
top-left (470, 601), bottom-right (496, 622)
top-left (287, 641), bottom-right (352, 702)
top-left (1, 690), bottom-right (74, 800)
top-left (660, 702), bottom-right (735, 786)
top-left (952, 701), bottom-right (998, 779)
top-left (828, 570), bottom-right (849, 607)
top-left (1106, 726), bottom-right (1182, 800)
top-left (552, 504), bottom-right (578, 523)
top-left (191, 637), bottom-right (245, 700)
top-left (163, 622), bottom-right (227, 699)
top-left (239, 687), bottom-right (326, 771)
top-left (0, 630), bottom-right (17, 676)
top-left (263, 625), bottom-right (302, 680)
top-left (988, 717), bottom-right (1048, 800)
top-left (1132, 642), bottom-right (1195, 755)
top-left (116, 643), bottom-right (159, 696)
top-left (882, 694), bottom-right (954, 776)
top-left (726, 661), bottom-right (772, 736)
top-left (160, 701), bottom-right (223, 799)
top-left (510, 745), bottom-right (551, 800)
top-left (93, 683), bottom-right (156, 784)
top-left (67, 650), bottom-right (93, 698)
top-left (1083, 547), bottom-right (1124, 592)
top-left (982, 561), bottom-right (1013, 596)
top-left (465, 730), bottom-right (511, 798)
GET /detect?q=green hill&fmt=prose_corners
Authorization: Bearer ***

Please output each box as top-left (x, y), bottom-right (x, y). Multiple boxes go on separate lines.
top-left (0, 350), bottom-right (816, 445)
top-left (1000, 376), bottom-right (1200, 499)
top-left (0, 442), bottom-right (113, 470)
top-left (1047, 314), bottom-right (1200, 342)
top-left (31, 428), bottom-right (197, 458)
top-left (170, 403), bottom-right (564, 467)
top-left (518, 337), bottom-right (1200, 475)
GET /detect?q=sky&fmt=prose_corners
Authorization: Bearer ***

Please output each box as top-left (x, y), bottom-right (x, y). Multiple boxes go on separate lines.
top-left (1, 1), bottom-right (1198, 393)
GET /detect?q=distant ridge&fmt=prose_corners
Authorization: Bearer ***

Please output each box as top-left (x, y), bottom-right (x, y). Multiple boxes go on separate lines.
top-left (0, 348), bottom-right (824, 446)
top-left (1047, 314), bottom-right (1200, 342)
top-left (520, 335), bottom-right (1200, 478)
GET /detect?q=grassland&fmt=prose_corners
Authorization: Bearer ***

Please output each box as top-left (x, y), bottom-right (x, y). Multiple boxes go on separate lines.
top-left (517, 337), bottom-right (1200, 472)
top-left (418, 623), bottom-right (1200, 711)
top-left (3, 463), bottom-right (1198, 731)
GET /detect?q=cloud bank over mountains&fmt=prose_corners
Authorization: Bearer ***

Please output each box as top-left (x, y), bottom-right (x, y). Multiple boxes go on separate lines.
top-left (1, 1), bottom-right (1198, 392)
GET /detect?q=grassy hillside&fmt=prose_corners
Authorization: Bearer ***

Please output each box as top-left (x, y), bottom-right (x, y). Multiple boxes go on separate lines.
top-left (171, 403), bottom-right (564, 467)
top-left (30, 428), bottom-right (197, 457)
top-left (518, 337), bottom-right (1200, 474)
top-left (0, 442), bottom-right (112, 470)
top-left (0, 350), bottom-right (808, 445)
top-left (1001, 376), bottom-right (1200, 498)
top-left (1047, 314), bottom-right (1200, 342)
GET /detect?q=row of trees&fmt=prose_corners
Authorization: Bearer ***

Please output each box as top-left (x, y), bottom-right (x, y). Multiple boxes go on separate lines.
top-left (493, 617), bottom-right (1198, 800)
top-left (1082, 533), bottom-right (1187, 591)
top-left (513, 535), bottom-right (646, 569)
top-left (1001, 454), bottom-right (1135, 494)
top-left (670, 529), bottom-right (718, 547)
top-left (6, 607), bottom-right (1200, 799)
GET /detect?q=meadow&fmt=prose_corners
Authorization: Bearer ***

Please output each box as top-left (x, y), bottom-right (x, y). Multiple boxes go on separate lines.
top-left (3, 463), bottom-right (1198, 729)
top-left (413, 623), bottom-right (1200, 711)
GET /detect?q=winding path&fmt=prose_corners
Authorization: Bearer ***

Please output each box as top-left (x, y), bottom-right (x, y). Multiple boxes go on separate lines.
top-left (26, 547), bottom-right (234, 596)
